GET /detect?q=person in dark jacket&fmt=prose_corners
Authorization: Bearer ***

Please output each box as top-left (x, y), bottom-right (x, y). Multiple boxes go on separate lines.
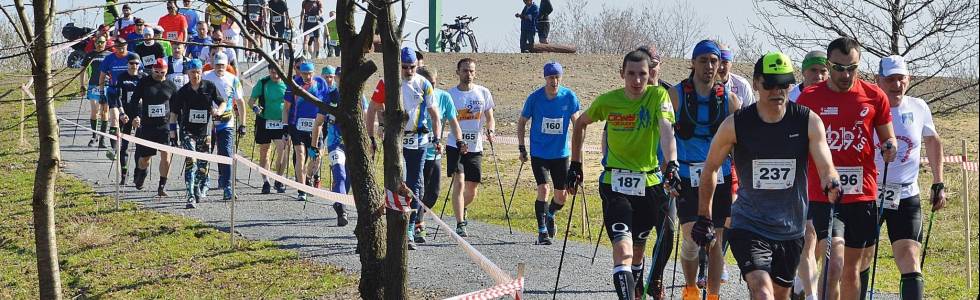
top-left (537, 0), bottom-right (552, 44)
top-left (515, 0), bottom-right (539, 53)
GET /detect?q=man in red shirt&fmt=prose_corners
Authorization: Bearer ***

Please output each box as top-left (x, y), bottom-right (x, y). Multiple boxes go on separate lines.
top-left (796, 36), bottom-right (897, 300)
top-left (158, 0), bottom-right (189, 43)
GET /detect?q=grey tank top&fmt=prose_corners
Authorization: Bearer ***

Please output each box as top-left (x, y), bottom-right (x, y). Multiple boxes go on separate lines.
top-left (731, 102), bottom-right (811, 240)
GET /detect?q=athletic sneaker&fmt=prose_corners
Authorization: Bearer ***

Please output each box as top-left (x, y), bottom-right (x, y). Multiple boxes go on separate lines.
top-left (200, 182), bottom-right (210, 198)
top-left (722, 269), bottom-right (730, 284)
top-left (546, 213), bottom-right (557, 238)
top-left (185, 197), bottom-right (196, 209)
top-left (682, 286), bottom-right (701, 300)
top-left (297, 191), bottom-right (307, 201)
top-left (105, 149), bottom-right (116, 160)
top-left (414, 226), bottom-right (427, 244)
top-left (697, 273), bottom-right (707, 289)
top-left (97, 138), bottom-right (106, 148)
top-left (223, 188), bottom-right (234, 200)
top-left (333, 203), bottom-right (349, 227)
top-left (407, 230), bottom-right (418, 250)
top-left (261, 181), bottom-right (271, 194)
top-left (536, 232), bottom-right (552, 245)
top-left (157, 185), bottom-right (169, 197)
top-left (456, 221), bottom-right (468, 237)
top-left (274, 181), bottom-right (285, 193)
top-left (87, 137), bottom-right (96, 147)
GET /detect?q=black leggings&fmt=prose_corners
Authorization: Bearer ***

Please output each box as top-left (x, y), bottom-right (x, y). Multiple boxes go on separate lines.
top-left (422, 159), bottom-right (441, 209)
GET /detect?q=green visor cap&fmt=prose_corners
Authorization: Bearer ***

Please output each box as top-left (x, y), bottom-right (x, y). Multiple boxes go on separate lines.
top-left (755, 52), bottom-right (797, 86)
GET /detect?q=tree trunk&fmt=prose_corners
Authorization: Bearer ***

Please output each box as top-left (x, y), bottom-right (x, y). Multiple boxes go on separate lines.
top-left (335, 1), bottom-right (387, 299)
top-left (29, 0), bottom-right (63, 298)
top-left (374, 0), bottom-right (410, 297)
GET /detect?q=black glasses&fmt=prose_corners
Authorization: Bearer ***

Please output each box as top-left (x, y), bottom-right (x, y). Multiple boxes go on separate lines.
top-left (401, 65), bottom-right (416, 70)
top-left (762, 82), bottom-right (791, 90)
top-left (830, 62), bottom-right (859, 72)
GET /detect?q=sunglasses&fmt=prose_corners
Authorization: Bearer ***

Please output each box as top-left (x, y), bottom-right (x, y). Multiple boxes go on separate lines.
top-left (762, 82), bottom-right (791, 91)
top-left (401, 65), bottom-right (416, 70)
top-left (128, 62), bottom-right (140, 65)
top-left (830, 62), bottom-right (859, 72)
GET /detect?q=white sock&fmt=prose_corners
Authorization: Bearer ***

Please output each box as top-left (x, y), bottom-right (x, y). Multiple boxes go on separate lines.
top-left (793, 276), bottom-right (803, 294)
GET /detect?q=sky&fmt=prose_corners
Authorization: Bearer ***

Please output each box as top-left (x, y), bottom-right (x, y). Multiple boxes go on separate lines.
top-left (56, 0), bottom-right (759, 54)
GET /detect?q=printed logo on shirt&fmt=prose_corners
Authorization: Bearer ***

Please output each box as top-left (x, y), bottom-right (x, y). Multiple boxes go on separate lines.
top-left (901, 112), bottom-right (914, 124)
top-left (859, 105), bottom-right (871, 117)
top-left (457, 99), bottom-right (486, 121)
top-left (608, 107), bottom-right (651, 131)
top-left (820, 107), bottom-right (839, 116)
top-left (789, 133), bottom-right (800, 138)
top-left (826, 124), bottom-right (869, 152)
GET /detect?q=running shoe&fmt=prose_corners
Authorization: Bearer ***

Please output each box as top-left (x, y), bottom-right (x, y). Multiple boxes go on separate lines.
top-left (682, 286), bottom-right (701, 300)
top-left (414, 225), bottom-right (427, 244)
top-left (274, 181), bottom-right (286, 193)
top-left (546, 212), bottom-right (557, 238)
top-left (456, 221), bottom-right (468, 237)
top-left (537, 232), bottom-right (552, 245)
top-left (334, 203), bottom-right (349, 227)
top-left (261, 181), bottom-right (271, 194)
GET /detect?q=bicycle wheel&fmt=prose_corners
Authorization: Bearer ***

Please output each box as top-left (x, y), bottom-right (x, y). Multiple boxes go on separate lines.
top-left (415, 26), bottom-right (430, 52)
top-left (458, 32), bottom-right (478, 53)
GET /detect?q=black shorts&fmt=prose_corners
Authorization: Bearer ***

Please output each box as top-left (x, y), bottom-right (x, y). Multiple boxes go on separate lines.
top-left (304, 25), bottom-right (320, 39)
top-left (809, 201), bottom-right (844, 240)
top-left (446, 146), bottom-right (482, 183)
top-left (135, 126), bottom-right (170, 157)
top-left (107, 91), bottom-right (122, 108)
top-left (530, 156), bottom-right (568, 190)
top-left (598, 183), bottom-right (672, 244)
top-left (254, 117), bottom-right (286, 145)
top-left (880, 195), bottom-right (923, 243)
top-left (728, 228), bottom-right (804, 288)
top-left (288, 127), bottom-right (314, 147)
top-left (836, 201), bottom-right (879, 248)
top-left (677, 176), bottom-right (733, 226)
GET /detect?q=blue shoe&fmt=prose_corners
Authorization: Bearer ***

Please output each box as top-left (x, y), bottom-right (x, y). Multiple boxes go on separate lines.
top-left (223, 188), bottom-right (233, 200)
top-left (200, 182), bottom-right (210, 198)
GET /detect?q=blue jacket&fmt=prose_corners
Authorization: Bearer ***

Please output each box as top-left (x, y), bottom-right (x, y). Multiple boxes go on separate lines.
top-left (520, 3), bottom-right (539, 32)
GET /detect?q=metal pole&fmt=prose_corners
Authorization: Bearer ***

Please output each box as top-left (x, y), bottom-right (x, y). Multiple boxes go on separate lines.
top-left (963, 139), bottom-right (972, 289)
top-left (486, 131), bottom-right (513, 234)
top-left (552, 187), bottom-right (578, 299)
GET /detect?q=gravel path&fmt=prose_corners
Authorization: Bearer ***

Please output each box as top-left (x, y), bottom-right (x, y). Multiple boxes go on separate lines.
top-left (57, 99), bottom-right (898, 299)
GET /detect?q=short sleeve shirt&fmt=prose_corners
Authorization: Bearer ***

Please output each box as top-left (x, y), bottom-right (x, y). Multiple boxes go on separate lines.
top-left (797, 80), bottom-right (892, 203)
top-left (521, 86), bottom-right (580, 159)
top-left (250, 76), bottom-right (287, 121)
top-left (425, 88), bottom-right (458, 160)
top-left (586, 86), bottom-right (674, 186)
top-left (158, 14), bottom-right (188, 42)
top-left (725, 73), bottom-right (756, 108)
top-left (874, 96), bottom-right (936, 198)
top-left (202, 70), bottom-right (244, 129)
top-left (447, 84), bottom-right (495, 153)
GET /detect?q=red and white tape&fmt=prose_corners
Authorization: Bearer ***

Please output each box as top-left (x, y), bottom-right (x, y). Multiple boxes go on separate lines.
top-left (423, 206), bottom-right (515, 286)
top-left (234, 154), bottom-right (355, 206)
top-left (60, 117), bottom-right (233, 164)
top-left (444, 277), bottom-right (524, 300)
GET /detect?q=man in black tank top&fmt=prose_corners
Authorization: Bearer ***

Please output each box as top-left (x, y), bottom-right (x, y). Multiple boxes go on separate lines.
top-left (690, 52), bottom-right (842, 299)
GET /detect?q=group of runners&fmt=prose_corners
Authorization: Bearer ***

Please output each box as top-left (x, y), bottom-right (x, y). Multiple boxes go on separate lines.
top-left (80, 2), bottom-right (949, 300)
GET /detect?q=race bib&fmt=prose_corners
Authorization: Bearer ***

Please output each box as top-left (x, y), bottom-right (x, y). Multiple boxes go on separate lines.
top-left (265, 119), bottom-right (283, 130)
top-left (402, 135), bottom-right (419, 149)
top-left (752, 159), bottom-right (796, 190)
top-left (169, 74), bottom-right (187, 87)
top-left (141, 55), bottom-right (155, 66)
top-left (189, 109), bottom-right (208, 124)
top-left (89, 86), bottom-right (103, 95)
top-left (166, 32), bottom-right (178, 40)
top-left (878, 183), bottom-right (902, 210)
top-left (460, 129), bottom-right (479, 148)
top-left (689, 162), bottom-right (725, 188)
top-left (541, 117), bottom-right (563, 135)
top-left (296, 117), bottom-right (315, 132)
top-left (329, 149), bottom-right (346, 165)
top-left (837, 166), bottom-right (863, 195)
top-left (147, 104), bottom-right (166, 118)
top-left (271, 15), bottom-right (282, 23)
top-left (125, 91), bottom-right (134, 103)
top-left (611, 169), bottom-right (645, 196)
top-left (306, 16), bottom-right (318, 23)
top-left (248, 13), bottom-right (259, 21)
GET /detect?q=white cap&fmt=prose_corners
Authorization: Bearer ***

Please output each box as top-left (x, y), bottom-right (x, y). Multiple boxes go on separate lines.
top-left (879, 55), bottom-right (909, 76)
top-left (213, 52), bottom-right (228, 65)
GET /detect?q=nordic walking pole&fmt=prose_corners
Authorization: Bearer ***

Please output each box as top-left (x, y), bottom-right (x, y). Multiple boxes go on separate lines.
top-left (246, 139), bottom-right (256, 184)
top-left (869, 145), bottom-right (893, 300)
top-left (431, 172), bottom-right (457, 241)
top-left (670, 218), bottom-right (681, 300)
top-left (643, 191), bottom-right (676, 299)
top-left (698, 247), bottom-right (708, 300)
top-left (505, 160), bottom-right (525, 212)
top-left (71, 96), bottom-right (84, 145)
top-left (552, 185), bottom-right (579, 300)
top-left (486, 128), bottom-right (514, 234)
top-left (920, 209), bottom-right (935, 269)
top-left (589, 185), bottom-right (605, 265)
top-left (582, 187), bottom-right (592, 242)
top-left (820, 203), bottom-right (838, 300)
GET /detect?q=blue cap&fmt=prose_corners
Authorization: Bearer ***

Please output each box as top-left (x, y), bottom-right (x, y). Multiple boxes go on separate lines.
top-left (321, 65), bottom-right (336, 75)
top-left (186, 58), bottom-right (203, 70)
top-left (401, 47), bottom-right (417, 64)
top-left (692, 40), bottom-right (721, 60)
top-left (299, 61), bottom-right (315, 73)
top-left (543, 61), bottom-right (563, 77)
top-left (720, 49), bottom-right (734, 62)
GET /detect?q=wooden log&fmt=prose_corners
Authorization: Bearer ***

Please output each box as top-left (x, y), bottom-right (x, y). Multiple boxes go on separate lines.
top-left (530, 43), bottom-right (577, 53)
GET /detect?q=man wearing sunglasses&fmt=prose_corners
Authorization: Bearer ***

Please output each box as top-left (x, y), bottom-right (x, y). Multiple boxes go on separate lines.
top-left (171, 59), bottom-right (224, 208)
top-left (81, 36), bottom-right (112, 149)
top-left (796, 37), bottom-right (898, 300)
top-left (869, 55), bottom-right (946, 300)
top-left (671, 39), bottom-right (742, 300)
top-left (283, 60), bottom-right (329, 203)
top-left (400, 48), bottom-right (442, 249)
top-left (106, 53), bottom-right (143, 185)
top-left (692, 51), bottom-right (842, 300)
top-left (131, 58), bottom-right (178, 196)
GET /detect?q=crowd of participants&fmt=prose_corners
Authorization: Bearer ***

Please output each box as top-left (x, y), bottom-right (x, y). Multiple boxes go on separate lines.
top-left (74, 2), bottom-right (948, 300)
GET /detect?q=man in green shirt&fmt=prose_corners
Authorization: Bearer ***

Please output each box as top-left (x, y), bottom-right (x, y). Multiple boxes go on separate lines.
top-left (324, 11), bottom-right (340, 57)
top-left (104, 0), bottom-right (120, 27)
top-left (249, 65), bottom-right (290, 194)
top-left (568, 49), bottom-right (680, 300)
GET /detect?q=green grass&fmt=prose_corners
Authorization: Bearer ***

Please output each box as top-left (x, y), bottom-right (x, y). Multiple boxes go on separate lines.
top-left (0, 79), bottom-right (354, 298)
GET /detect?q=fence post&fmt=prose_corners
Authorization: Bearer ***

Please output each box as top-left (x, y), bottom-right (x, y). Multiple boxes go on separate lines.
top-left (963, 139), bottom-right (972, 289)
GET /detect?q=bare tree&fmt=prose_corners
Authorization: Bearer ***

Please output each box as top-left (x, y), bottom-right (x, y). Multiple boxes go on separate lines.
top-left (753, 0), bottom-right (980, 113)
top-left (549, 0), bottom-right (705, 57)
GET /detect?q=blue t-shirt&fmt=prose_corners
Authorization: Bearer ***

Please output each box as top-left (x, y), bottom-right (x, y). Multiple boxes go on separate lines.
top-left (520, 86), bottom-right (579, 159)
top-left (187, 36), bottom-right (211, 60)
top-left (125, 32), bottom-right (142, 52)
top-left (674, 85), bottom-right (732, 178)
top-left (424, 88), bottom-right (458, 160)
top-left (100, 52), bottom-right (139, 92)
top-left (318, 88), bottom-right (344, 151)
top-left (284, 76), bottom-right (328, 126)
top-left (178, 8), bottom-right (200, 37)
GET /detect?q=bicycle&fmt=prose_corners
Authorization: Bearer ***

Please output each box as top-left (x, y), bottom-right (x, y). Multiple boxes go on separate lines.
top-left (414, 15), bottom-right (479, 53)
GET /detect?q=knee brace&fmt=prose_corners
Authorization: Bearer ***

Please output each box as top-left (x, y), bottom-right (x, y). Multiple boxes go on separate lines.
top-left (680, 236), bottom-right (700, 261)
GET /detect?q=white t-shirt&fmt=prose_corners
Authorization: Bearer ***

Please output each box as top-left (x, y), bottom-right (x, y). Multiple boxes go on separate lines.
top-left (400, 74), bottom-right (436, 149)
top-left (725, 73), bottom-right (756, 108)
top-left (789, 83), bottom-right (804, 102)
top-left (202, 70), bottom-right (244, 128)
top-left (874, 95), bottom-right (937, 198)
top-left (447, 84), bottom-right (495, 153)
top-left (198, 47), bottom-right (237, 65)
